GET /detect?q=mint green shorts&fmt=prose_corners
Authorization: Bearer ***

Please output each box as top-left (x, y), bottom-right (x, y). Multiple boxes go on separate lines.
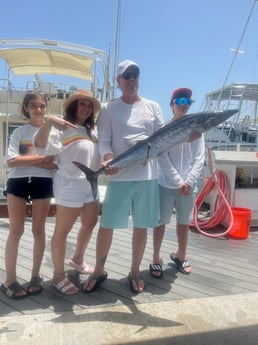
top-left (100, 180), bottom-right (160, 229)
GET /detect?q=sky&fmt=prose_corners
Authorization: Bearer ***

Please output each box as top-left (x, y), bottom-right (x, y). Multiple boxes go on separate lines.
top-left (1, 0), bottom-right (258, 121)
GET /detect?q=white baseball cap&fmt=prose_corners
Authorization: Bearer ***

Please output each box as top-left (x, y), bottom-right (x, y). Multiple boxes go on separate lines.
top-left (117, 60), bottom-right (139, 76)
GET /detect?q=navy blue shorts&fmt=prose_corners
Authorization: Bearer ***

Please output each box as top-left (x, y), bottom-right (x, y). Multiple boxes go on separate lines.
top-left (6, 177), bottom-right (53, 201)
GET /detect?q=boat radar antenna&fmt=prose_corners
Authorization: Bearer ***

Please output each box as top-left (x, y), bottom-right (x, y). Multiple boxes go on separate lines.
top-left (217, 0), bottom-right (258, 107)
top-left (111, 0), bottom-right (121, 99)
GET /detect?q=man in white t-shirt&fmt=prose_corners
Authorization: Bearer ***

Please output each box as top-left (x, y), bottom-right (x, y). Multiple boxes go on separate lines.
top-left (82, 60), bottom-right (164, 293)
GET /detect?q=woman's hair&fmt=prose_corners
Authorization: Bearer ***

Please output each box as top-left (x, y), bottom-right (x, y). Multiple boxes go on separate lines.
top-left (21, 91), bottom-right (48, 119)
top-left (64, 99), bottom-right (95, 137)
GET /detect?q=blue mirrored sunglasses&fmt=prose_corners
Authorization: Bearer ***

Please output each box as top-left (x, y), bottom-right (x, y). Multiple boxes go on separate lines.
top-left (173, 98), bottom-right (192, 106)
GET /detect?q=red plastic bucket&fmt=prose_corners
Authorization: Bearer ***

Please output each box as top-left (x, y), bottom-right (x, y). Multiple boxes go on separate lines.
top-left (229, 207), bottom-right (252, 239)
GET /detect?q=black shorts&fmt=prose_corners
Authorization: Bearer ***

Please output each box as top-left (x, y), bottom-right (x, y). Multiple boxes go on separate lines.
top-left (6, 177), bottom-right (53, 201)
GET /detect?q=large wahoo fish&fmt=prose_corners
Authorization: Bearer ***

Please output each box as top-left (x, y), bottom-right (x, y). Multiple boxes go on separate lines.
top-left (73, 109), bottom-right (237, 199)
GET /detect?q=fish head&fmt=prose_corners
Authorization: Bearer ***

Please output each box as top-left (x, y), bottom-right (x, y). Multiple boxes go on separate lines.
top-left (192, 109), bottom-right (238, 132)
top-left (208, 109), bottom-right (238, 129)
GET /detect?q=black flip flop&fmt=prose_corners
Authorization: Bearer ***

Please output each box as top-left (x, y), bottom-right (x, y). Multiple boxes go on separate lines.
top-left (81, 272), bottom-right (108, 293)
top-left (128, 274), bottom-right (145, 294)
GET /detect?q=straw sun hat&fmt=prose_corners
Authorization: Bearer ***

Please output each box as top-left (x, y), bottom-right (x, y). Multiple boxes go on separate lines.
top-left (63, 89), bottom-right (101, 116)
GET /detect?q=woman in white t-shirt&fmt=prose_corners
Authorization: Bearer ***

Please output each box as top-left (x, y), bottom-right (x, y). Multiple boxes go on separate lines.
top-left (34, 90), bottom-right (101, 295)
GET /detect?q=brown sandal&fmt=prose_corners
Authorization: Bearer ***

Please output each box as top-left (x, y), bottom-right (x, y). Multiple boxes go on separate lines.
top-left (1, 281), bottom-right (27, 299)
top-left (27, 276), bottom-right (43, 295)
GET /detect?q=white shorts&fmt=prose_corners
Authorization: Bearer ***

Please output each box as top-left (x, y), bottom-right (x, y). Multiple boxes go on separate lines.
top-left (53, 174), bottom-right (98, 207)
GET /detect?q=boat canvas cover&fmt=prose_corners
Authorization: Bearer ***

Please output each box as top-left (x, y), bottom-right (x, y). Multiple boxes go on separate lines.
top-left (0, 48), bottom-right (94, 80)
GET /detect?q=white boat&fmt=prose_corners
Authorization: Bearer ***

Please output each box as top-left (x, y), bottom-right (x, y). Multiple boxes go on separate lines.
top-left (202, 83), bottom-right (258, 151)
top-left (200, 83), bottom-right (258, 226)
top-left (0, 38), bottom-right (112, 199)
top-left (195, 0), bottom-right (258, 227)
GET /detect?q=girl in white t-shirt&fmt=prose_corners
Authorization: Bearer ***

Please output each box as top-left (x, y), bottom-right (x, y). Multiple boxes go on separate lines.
top-left (1, 91), bottom-right (57, 299)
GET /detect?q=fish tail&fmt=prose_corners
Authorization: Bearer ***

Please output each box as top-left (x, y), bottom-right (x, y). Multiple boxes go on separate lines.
top-left (72, 161), bottom-right (99, 199)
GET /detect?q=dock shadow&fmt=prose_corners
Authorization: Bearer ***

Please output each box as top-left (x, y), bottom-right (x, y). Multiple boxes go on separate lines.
top-left (50, 300), bottom-right (182, 330)
top-left (47, 270), bottom-right (181, 330)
